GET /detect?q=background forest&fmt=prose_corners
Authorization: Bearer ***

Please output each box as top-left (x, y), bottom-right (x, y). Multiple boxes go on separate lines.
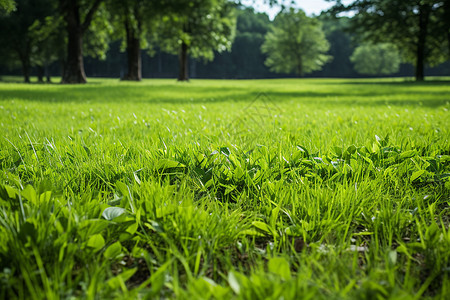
top-left (1, 1), bottom-right (449, 81)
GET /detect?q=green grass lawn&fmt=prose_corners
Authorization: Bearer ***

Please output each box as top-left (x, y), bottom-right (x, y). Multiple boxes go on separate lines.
top-left (0, 77), bottom-right (449, 299)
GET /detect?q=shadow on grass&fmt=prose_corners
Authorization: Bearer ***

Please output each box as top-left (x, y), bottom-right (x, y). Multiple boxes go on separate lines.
top-left (314, 79), bottom-right (450, 87)
top-left (0, 81), bottom-right (449, 108)
top-left (0, 77), bottom-right (104, 85)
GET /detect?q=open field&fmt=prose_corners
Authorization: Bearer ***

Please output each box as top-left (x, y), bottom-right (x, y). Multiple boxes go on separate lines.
top-left (0, 77), bottom-right (449, 299)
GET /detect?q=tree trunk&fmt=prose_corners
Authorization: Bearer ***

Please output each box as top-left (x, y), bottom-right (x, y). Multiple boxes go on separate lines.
top-left (45, 64), bottom-right (51, 83)
top-left (16, 43), bottom-right (31, 83)
top-left (415, 4), bottom-right (430, 82)
top-left (178, 41), bottom-right (189, 81)
top-left (60, 0), bottom-right (103, 84)
top-left (37, 65), bottom-right (44, 83)
top-left (62, 7), bottom-right (86, 84)
top-left (122, 18), bottom-right (141, 81)
top-left (19, 55), bottom-right (31, 83)
top-left (296, 54), bottom-right (303, 77)
top-left (22, 63), bottom-right (30, 83)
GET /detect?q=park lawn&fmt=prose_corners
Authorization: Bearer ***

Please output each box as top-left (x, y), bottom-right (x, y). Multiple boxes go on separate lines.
top-left (0, 77), bottom-right (449, 299)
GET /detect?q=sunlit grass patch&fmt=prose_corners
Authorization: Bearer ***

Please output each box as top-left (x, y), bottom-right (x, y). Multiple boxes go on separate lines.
top-left (0, 77), bottom-right (449, 299)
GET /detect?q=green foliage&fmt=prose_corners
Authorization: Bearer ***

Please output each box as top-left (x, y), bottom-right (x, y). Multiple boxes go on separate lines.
top-left (318, 14), bottom-right (356, 77)
top-left (0, 0), bottom-right (15, 14)
top-left (203, 6), bottom-right (272, 79)
top-left (351, 43), bottom-right (401, 75)
top-left (83, 4), bottom-right (113, 60)
top-left (107, 0), bottom-right (158, 54)
top-left (236, 6), bottom-right (270, 35)
top-left (334, 0), bottom-right (450, 80)
top-left (262, 9), bottom-right (332, 76)
top-left (0, 0), bottom-right (57, 81)
top-left (158, 0), bottom-right (236, 61)
top-left (28, 15), bottom-right (65, 68)
top-left (0, 78), bottom-right (449, 298)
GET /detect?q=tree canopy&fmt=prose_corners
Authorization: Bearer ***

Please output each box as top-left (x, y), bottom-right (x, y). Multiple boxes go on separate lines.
top-left (262, 9), bottom-right (332, 77)
top-left (350, 43), bottom-right (401, 75)
top-left (157, 0), bottom-right (236, 81)
top-left (330, 0), bottom-right (450, 81)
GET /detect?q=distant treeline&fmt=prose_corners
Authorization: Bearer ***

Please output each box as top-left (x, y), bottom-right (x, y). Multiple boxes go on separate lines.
top-left (1, 7), bottom-right (449, 80)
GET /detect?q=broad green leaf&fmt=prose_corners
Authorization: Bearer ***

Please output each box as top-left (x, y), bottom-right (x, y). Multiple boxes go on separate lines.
top-left (372, 142), bottom-right (380, 153)
top-left (192, 277), bottom-right (229, 298)
top-left (119, 232), bottom-right (132, 242)
top-left (144, 220), bottom-right (164, 233)
top-left (239, 229), bottom-right (265, 237)
top-left (39, 190), bottom-right (52, 203)
top-left (22, 185), bottom-right (37, 204)
top-left (268, 257), bottom-right (291, 280)
top-left (126, 222), bottom-right (138, 235)
top-left (345, 145), bottom-right (357, 155)
top-left (5, 185), bottom-right (17, 199)
top-left (156, 159), bottom-right (185, 170)
top-left (107, 268), bottom-right (137, 289)
top-left (388, 250), bottom-right (397, 265)
top-left (102, 207), bottom-right (126, 220)
top-left (252, 221), bottom-right (271, 233)
top-left (396, 244), bottom-right (412, 259)
top-left (410, 170), bottom-right (425, 182)
top-left (334, 146), bottom-right (343, 157)
top-left (284, 225), bottom-right (300, 236)
top-left (233, 166), bottom-right (245, 180)
top-left (353, 231), bottom-right (374, 236)
top-left (104, 241), bottom-right (122, 259)
top-left (115, 181), bottom-right (129, 196)
top-left (270, 206), bottom-right (280, 228)
top-left (228, 271), bottom-right (241, 295)
top-left (400, 150), bottom-right (416, 159)
top-left (87, 234), bottom-right (105, 251)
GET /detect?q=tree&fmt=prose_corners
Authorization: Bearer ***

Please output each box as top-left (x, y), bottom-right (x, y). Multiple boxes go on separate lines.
top-left (158, 0), bottom-right (236, 81)
top-left (316, 14), bottom-right (356, 77)
top-left (58, 0), bottom-right (104, 83)
top-left (28, 15), bottom-right (66, 82)
top-left (350, 43), bottom-right (401, 75)
top-left (328, 0), bottom-right (450, 81)
top-left (0, 0), bottom-right (56, 82)
top-left (261, 9), bottom-right (332, 77)
top-left (107, 0), bottom-right (159, 81)
top-left (231, 7), bottom-right (272, 78)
